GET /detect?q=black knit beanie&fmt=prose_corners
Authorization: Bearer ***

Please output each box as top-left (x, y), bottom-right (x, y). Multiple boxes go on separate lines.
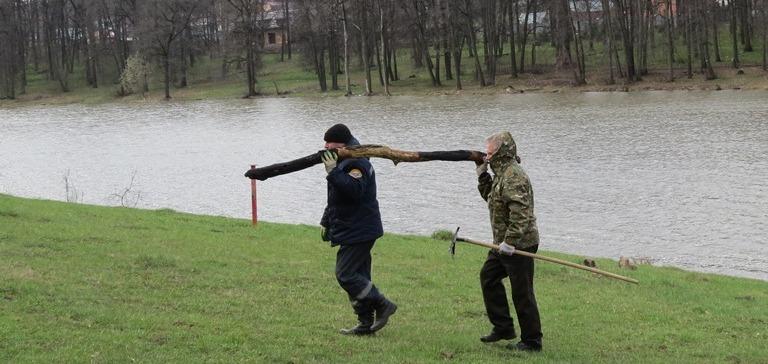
top-left (324, 124), bottom-right (353, 144)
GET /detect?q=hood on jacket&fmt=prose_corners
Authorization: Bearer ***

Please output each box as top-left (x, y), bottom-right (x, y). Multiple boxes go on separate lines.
top-left (346, 136), bottom-right (360, 147)
top-left (488, 132), bottom-right (518, 173)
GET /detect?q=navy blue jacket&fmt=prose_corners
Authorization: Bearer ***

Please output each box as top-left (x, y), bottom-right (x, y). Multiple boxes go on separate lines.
top-left (320, 151), bottom-right (384, 246)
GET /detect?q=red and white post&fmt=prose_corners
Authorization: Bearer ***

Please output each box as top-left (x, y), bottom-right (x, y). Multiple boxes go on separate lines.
top-left (250, 164), bottom-right (258, 226)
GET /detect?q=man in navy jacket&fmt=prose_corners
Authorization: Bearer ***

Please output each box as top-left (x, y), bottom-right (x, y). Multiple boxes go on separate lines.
top-left (320, 123), bottom-right (397, 336)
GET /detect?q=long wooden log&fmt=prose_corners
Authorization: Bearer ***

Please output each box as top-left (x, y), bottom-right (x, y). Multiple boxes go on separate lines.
top-left (245, 144), bottom-right (487, 181)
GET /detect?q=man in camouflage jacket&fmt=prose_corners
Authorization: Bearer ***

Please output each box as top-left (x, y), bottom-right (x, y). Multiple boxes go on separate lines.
top-left (475, 131), bottom-right (543, 352)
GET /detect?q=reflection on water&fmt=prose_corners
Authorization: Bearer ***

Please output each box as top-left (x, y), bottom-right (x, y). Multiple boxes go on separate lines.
top-left (1, 91), bottom-right (767, 280)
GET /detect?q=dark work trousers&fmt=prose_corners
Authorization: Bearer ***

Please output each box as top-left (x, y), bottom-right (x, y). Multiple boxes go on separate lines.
top-left (335, 240), bottom-right (381, 303)
top-left (479, 245), bottom-right (542, 345)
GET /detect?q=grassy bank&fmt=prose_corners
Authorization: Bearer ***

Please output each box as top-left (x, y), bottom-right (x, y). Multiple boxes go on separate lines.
top-left (1, 194), bottom-right (767, 363)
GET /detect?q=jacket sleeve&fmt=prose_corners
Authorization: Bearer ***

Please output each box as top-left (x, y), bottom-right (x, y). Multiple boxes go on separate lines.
top-left (478, 172), bottom-right (492, 201)
top-left (326, 161), bottom-right (368, 201)
top-left (502, 179), bottom-right (533, 246)
top-left (320, 205), bottom-right (330, 227)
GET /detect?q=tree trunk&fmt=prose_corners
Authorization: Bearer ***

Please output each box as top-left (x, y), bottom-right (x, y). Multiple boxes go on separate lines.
top-left (508, 0), bottom-right (517, 78)
top-left (740, 0), bottom-right (753, 51)
top-left (701, 0), bottom-right (716, 80)
top-left (412, 36), bottom-right (424, 67)
top-left (85, 11), bottom-right (98, 89)
top-left (763, 3), bottom-right (767, 71)
top-left (638, 0), bottom-right (650, 76)
top-left (482, 0), bottom-right (498, 84)
top-left (434, 37), bottom-right (441, 85)
top-left (731, 0), bottom-right (740, 68)
top-left (247, 37), bottom-right (257, 96)
top-left (412, 0), bottom-right (438, 86)
top-left (612, 0), bottom-right (637, 82)
top-left (569, 0), bottom-right (586, 85)
top-left (449, 0), bottom-right (462, 90)
top-left (686, 0), bottom-right (693, 78)
top-left (601, 0), bottom-right (615, 84)
top-left (285, 0), bottom-right (292, 59)
top-left (329, 29), bottom-right (339, 91)
top-left (379, 1), bottom-right (390, 95)
top-left (712, 3), bottom-right (721, 62)
top-left (519, 0), bottom-right (533, 72)
top-left (318, 46), bottom-right (327, 92)
top-left (665, 0), bottom-right (674, 81)
top-left (392, 41), bottom-right (399, 80)
top-left (531, 6), bottom-right (537, 67)
top-left (444, 40), bottom-right (453, 80)
top-left (465, 0), bottom-right (486, 86)
top-left (552, 0), bottom-right (573, 70)
top-left (281, 0), bottom-right (288, 61)
top-left (32, 2), bottom-right (40, 72)
top-left (361, 1), bottom-right (373, 95)
top-left (164, 52), bottom-right (171, 99)
top-left (180, 41), bottom-right (189, 88)
top-left (15, 0), bottom-right (26, 93)
top-left (342, 2), bottom-right (352, 96)
top-left (585, 0), bottom-right (594, 51)
top-left (375, 31), bottom-right (385, 87)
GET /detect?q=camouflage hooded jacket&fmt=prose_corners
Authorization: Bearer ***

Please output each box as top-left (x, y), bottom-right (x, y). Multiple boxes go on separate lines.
top-left (478, 132), bottom-right (540, 249)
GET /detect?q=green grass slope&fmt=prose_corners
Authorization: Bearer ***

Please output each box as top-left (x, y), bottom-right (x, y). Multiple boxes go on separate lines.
top-left (1, 194), bottom-right (766, 363)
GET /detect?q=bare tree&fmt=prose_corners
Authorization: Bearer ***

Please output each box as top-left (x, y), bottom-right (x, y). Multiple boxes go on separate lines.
top-left (601, 0), bottom-right (615, 84)
top-left (0, 0), bottom-right (21, 99)
top-left (551, 0), bottom-right (574, 71)
top-left (664, 0), bottom-right (675, 81)
top-left (699, 0), bottom-right (716, 80)
top-left (226, 0), bottom-right (264, 97)
top-left (685, 0), bottom-right (693, 78)
top-left (280, 0), bottom-right (291, 61)
top-left (569, 0), bottom-right (586, 85)
top-left (340, 0), bottom-right (352, 95)
top-left (762, 0), bottom-right (767, 70)
top-left (730, 0), bottom-right (740, 68)
top-left (378, 0), bottom-right (391, 95)
top-left (518, 0), bottom-right (534, 73)
top-left (138, 0), bottom-right (203, 99)
top-left (612, 0), bottom-right (638, 82)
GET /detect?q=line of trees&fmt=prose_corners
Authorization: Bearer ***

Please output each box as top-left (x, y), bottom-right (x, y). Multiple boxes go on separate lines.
top-left (1, 0), bottom-right (767, 99)
top-left (0, 0), bottom-right (294, 99)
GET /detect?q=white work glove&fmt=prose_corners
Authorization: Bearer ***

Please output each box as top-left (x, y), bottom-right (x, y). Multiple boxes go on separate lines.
top-left (498, 242), bottom-right (516, 256)
top-left (321, 150), bottom-right (338, 174)
top-left (475, 162), bottom-right (488, 176)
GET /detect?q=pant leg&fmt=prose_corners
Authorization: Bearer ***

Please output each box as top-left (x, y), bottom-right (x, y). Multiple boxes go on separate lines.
top-left (479, 251), bottom-right (516, 335)
top-left (502, 245), bottom-right (542, 345)
top-left (336, 240), bottom-right (379, 300)
top-left (356, 240), bottom-right (382, 300)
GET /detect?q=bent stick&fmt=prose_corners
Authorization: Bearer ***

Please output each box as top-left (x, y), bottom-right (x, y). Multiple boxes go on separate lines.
top-left (457, 237), bottom-right (639, 284)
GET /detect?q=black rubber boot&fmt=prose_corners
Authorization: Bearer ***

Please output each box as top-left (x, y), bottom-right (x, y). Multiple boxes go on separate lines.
top-left (370, 296), bottom-right (397, 332)
top-left (480, 329), bottom-right (517, 343)
top-left (508, 341), bottom-right (542, 352)
top-left (340, 300), bottom-right (375, 336)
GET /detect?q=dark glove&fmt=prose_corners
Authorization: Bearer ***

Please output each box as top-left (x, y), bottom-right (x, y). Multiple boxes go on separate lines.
top-left (245, 168), bottom-right (259, 180)
top-left (320, 226), bottom-right (330, 242)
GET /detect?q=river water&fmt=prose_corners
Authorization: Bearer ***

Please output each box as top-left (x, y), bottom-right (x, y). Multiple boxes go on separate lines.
top-left (1, 92), bottom-right (767, 280)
